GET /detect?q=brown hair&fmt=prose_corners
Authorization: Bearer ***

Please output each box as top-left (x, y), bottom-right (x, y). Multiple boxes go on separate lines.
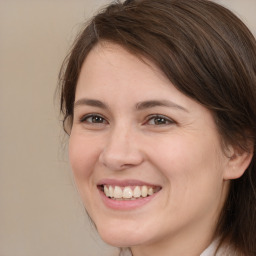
top-left (59, 0), bottom-right (256, 254)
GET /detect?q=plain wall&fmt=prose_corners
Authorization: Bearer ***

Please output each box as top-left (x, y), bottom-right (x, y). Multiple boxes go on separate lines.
top-left (0, 1), bottom-right (255, 256)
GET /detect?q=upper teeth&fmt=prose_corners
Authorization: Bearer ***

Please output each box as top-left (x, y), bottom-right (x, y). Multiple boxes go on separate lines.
top-left (103, 185), bottom-right (155, 199)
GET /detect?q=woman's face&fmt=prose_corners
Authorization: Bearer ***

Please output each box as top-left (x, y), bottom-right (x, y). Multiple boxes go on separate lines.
top-left (69, 43), bottom-right (231, 254)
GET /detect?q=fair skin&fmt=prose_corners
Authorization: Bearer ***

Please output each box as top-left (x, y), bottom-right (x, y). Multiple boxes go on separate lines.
top-left (69, 42), bottom-right (245, 256)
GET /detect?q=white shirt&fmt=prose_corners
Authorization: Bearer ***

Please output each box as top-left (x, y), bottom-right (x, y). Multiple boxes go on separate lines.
top-left (200, 239), bottom-right (219, 256)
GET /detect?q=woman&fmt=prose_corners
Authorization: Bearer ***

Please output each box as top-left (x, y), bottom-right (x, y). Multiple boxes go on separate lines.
top-left (58, 0), bottom-right (256, 255)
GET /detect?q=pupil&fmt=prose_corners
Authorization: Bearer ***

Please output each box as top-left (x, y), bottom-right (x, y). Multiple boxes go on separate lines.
top-left (155, 117), bottom-right (165, 124)
top-left (93, 116), bottom-right (103, 123)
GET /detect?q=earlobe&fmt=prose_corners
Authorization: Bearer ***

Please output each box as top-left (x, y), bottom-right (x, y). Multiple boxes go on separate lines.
top-left (223, 145), bottom-right (254, 180)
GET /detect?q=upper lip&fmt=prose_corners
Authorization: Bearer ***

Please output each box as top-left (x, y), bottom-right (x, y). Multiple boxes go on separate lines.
top-left (97, 178), bottom-right (162, 188)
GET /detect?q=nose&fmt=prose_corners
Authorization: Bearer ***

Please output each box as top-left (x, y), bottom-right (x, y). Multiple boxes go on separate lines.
top-left (99, 126), bottom-right (144, 171)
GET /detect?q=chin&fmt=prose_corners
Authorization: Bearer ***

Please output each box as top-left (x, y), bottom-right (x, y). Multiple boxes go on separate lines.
top-left (96, 223), bottom-right (149, 248)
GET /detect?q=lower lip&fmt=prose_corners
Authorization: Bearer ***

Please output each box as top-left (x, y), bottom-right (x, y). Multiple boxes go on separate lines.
top-left (98, 189), bottom-right (159, 210)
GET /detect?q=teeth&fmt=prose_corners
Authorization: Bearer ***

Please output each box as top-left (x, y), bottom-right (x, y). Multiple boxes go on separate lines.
top-left (104, 186), bottom-right (109, 197)
top-left (123, 187), bottom-right (133, 199)
top-left (141, 185), bottom-right (147, 197)
top-left (114, 186), bottom-right (123, 199)
top-left (103, 185), bottom-right (158, 200)
top-left (148, 187), bottom-right (153, 196)
top-left (133, 186), bottom-right (141, 198)
top-left (109, 186), bottom-right (114, 197)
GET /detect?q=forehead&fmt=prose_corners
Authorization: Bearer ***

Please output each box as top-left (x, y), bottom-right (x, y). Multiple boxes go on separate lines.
top-left (75, 42), bottom-right (175, 98)
top-left (79, 42), bottom-right (164, 81)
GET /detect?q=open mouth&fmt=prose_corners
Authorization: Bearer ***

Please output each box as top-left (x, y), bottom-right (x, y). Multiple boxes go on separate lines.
top-left (98, 184), bottom-right (162, 200)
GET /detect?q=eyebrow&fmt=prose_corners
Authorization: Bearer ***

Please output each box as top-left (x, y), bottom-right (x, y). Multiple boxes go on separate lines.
top-left (136, 100), bottom-right (188, 112)
top-left (74, 98), bottom-right (108, 109)
top-left (74, 98), bottom-right (188, 112)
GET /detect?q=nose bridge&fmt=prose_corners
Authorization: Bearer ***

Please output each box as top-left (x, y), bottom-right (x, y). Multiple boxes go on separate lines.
top-left (108, 124), bottom-right (130, 153)
top-left (99, 122), bottom-right (143, 170)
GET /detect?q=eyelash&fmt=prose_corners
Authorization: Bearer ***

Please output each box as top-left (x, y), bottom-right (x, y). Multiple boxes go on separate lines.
top-left (80, 114), bottom-right (108, 124)
top-left (145, 115), bottom-right (175, 126)
top-left (79, 114), bottom-right (175, 126)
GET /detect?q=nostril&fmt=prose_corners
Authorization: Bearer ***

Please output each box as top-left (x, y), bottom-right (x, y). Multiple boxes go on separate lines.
top-left (99, 145), bottom-right (144, 171)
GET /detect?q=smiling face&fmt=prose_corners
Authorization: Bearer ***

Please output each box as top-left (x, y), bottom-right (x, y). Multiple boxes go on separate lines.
top-left (69, 43), bottom-right (231, 255)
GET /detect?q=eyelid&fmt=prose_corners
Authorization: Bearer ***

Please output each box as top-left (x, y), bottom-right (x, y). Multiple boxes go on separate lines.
top-left (145, 114), bottom-right (176, 125)
top-left (79, 113), bottom-right (109, 124)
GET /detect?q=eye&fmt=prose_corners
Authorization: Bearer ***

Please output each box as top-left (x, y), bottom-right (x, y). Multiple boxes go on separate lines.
top-left (80, 114), bottom-right (108, 125)
top-left (146, 115), bottom-right (175, 126)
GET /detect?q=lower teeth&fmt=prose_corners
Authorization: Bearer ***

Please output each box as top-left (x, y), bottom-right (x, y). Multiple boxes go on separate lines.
top-left (108, 196), bottom-right (149, 200)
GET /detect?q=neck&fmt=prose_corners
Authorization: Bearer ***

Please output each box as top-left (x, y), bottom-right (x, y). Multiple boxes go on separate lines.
top-left (131, 218), bottom-right (216, 256)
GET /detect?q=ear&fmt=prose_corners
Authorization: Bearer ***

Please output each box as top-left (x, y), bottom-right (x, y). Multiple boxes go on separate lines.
top-left (223, 144), bottom-right (254, 180)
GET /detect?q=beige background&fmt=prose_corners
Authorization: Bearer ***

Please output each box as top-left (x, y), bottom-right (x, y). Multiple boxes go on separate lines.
top-left (0, 1), bottom-right (255, 256)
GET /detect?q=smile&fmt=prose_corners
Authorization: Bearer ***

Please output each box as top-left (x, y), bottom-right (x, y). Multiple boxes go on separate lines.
top-left (99, 185), bottom-right (161, 200)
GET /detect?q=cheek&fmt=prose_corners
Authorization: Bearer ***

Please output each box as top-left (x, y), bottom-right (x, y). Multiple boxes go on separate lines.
top-left (152, 132), bottom-right (223, 174)
top-left (68, 134), bottom-right (101, 214)
top-left (149, 134), bottom-right (225, 198)
top-left (68, 134), bottom-right (98, 180)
